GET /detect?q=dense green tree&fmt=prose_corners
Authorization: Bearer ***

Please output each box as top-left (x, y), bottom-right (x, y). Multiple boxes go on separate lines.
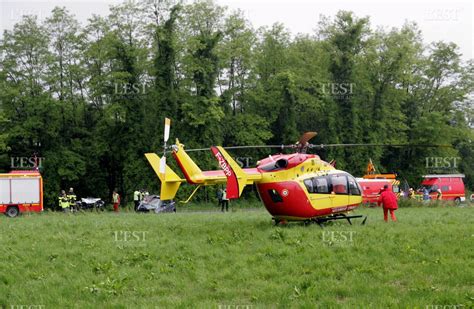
top-left (0, 0), bottom-right (472, 208)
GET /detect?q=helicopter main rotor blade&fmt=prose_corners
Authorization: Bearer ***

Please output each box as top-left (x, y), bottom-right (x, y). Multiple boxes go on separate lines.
top-left (298, 132), bottom-right (317, 145)
top-left (177, 142), bottom-right (452, 153)
top-left (309, 143), bottom-right (452, 149)
top-left (185, 145), bottom-right (293, 152)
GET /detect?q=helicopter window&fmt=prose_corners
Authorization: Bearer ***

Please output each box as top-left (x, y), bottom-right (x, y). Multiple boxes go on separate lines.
top-left (313, 177), bottom-right (330, 194)
top-left (304, 179), bottom-right (314, 193)
top-left (268, 189), bottom-right (283, 203)
top-left (347, 176), bottom-right (361, 195)
top-left (331, 175), bottom-right (348, 194)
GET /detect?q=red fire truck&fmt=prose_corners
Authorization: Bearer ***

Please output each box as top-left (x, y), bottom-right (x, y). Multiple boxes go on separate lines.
top-left (419, 174), bottom-right (466, 203)
top-left (0, 170), bottom-right (43, 217)
top-left (356, 160), bottom-right (400, 205)
top-left (357, 176), bottom-right (400, 205)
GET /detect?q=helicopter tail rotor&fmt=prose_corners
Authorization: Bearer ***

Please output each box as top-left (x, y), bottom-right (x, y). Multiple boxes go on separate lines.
top-left (159, 118), bottom-right (171, 179)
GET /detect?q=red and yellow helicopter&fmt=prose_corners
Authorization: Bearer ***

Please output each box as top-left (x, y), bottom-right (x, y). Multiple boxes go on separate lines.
top-left (146, 119), bottom-right (449, 224)
top-left (145, 118), bottom-right (367, 225)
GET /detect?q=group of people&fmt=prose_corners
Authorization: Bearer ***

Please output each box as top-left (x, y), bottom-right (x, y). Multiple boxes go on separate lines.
top-left (58, 187), bottom-right (121, 212)
top-left (57, 187), bottom-right (151, 213)
top-left (404, 187), bottom-right (442, 201)
top-left (58, 188), bottom-right (77, 212)
top-left (133, 189), bottom-right (150, 211)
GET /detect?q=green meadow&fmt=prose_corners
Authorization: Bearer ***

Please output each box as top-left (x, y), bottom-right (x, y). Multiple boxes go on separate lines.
top-left (1, 204), bottom-right (473, 308)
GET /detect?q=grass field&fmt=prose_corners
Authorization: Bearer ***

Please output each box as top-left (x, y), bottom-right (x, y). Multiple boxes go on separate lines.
top-left (1, 203), bottom-right (473, 308)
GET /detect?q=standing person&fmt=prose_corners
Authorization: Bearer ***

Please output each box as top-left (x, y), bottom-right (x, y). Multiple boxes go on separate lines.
top-left (140, 189), bottom-right (148, 203)
top-left (58, 190), bottom-right (69, 212)
top-left (216, 188), bottom-right (223, 208)
top-left (133, 189), bottom-right (141, 211)
top-left (112, 189), bottom-right (120, 212)
top-left (436, 188), bottom-right (443, 200)
top-left (67, 187), bottom-right (77, 212)
top-left (422, 187), bottom-right (431, 203)
top-left (377, 184), bottom-right (398, 222)
top-left (221, 189), bottom-right (229, 212)
top-left (408, 188), bottom-right (415, 199)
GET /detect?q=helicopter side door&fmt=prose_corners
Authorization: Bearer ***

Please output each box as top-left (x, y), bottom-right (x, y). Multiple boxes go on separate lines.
top-left (328, 174), bottom-right (350, 209)
top-left (304, 175), bottom-right (332, 209)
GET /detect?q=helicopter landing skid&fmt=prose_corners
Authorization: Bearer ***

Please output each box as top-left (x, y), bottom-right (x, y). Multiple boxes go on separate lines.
top-left (311, 213), bottom-right (367, 227)
top-left (273, 214), bottom-right (367, 227)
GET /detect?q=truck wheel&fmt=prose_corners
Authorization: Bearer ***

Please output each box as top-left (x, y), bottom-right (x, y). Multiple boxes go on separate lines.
top-left (6, 206), bottom-right (19, 218)
top-left (454, 197), bottom-right (461, 205)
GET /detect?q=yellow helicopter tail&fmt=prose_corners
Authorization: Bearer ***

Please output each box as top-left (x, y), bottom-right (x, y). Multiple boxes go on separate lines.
top-left (145, 153), bottom-right (185, 200)
top-left (171, 139), bottom-right (210, 184)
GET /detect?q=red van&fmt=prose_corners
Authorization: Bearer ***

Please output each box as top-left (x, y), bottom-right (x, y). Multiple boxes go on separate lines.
top-left (419, 174), bottom-right (465, 203)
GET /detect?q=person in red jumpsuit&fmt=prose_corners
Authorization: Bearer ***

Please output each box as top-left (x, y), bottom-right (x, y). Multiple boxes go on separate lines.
top-left (377, 184), bottom-right (398, 222)
top-left (112, 189), bottom-right (120, 212)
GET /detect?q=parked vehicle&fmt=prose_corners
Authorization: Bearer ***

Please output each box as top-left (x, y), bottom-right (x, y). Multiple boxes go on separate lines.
top-left (357, 178), bottom-right (400, 205)
top-left (76, 197), bottom-right (106, 211)
top-left (137, 195), bottom-right (176, 213)
top-left (418, 174), bottom-right (466, 204)
top-left (357, 159), bottom-right (401, 205)
top-left (0, 170), bottom-right (43, 217)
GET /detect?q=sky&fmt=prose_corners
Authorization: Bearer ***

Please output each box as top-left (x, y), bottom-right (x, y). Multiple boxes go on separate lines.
top-left (0, 0), bottom-right (472, 60)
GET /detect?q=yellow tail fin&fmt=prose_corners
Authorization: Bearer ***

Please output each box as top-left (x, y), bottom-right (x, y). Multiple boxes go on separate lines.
top-left (145, 153), bottom-right (184, 200)
top-left (172, 139), bottom-right (206, 184)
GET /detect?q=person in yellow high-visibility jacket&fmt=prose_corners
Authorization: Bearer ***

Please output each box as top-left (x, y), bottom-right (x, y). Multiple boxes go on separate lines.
top-left (67, 187), bottom-right (77, 212)
top-left (58, 190), bottom-right (69, 212)
top-left (133, 190), bottom-right (141, 211)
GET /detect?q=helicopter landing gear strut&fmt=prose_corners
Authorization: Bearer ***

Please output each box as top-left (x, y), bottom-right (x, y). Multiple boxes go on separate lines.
top-left (273, 218), bottom-right (288, 226)
top-left (273, 214), bottom-right (367, 227)
top-left (312, 213), bottom-right (367, 227)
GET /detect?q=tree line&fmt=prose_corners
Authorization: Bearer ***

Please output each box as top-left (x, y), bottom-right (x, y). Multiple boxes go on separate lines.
top-left (0, 0), bottom-right (473, 206)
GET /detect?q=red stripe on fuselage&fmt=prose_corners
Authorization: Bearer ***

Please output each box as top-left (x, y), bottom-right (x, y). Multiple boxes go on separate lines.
top-left (172, 152), bottom-right (198, 184)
